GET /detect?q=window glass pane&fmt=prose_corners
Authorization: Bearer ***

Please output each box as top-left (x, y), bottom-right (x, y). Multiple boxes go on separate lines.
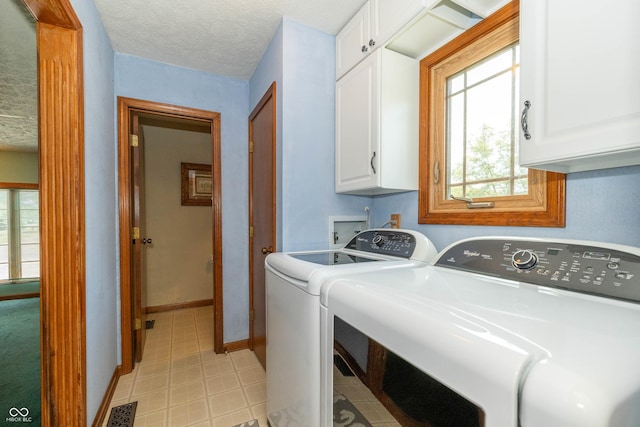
top-left (467, 48), bottom-right (513, 86)
top-left (448, 92), bottom-right (465, 186)
top-left (21, 261), bottom-right (39, 279)
top-left (465, 72), bottom-right (514, 182)
top-left (19, 191), bottom-right (39, 279)
top-left (449, 73), bottom-right (465, 94)
top-left (0, 190), bottom-right (7, 280)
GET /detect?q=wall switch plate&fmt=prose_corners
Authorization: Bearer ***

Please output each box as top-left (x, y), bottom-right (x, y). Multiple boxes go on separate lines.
top-left (390, 213), bottom-right (401, 229)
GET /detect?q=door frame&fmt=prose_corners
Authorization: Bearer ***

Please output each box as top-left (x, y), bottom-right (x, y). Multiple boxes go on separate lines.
top-left (23, 0), bottom-right (86, 425)
top-left (117, 97), bottom-right (224, 373)
top-left (248, 82), bottom-right (277, 351)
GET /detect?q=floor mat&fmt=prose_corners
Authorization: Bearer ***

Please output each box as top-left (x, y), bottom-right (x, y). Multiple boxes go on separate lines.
top-left (267, 394), bottom-right (372, 427)
top-left (107, 401), bottom-right (137, 427)
top-left (232, 419), bottom-right (258, 427)
top-left (333, 394), bottom-right (372, 427)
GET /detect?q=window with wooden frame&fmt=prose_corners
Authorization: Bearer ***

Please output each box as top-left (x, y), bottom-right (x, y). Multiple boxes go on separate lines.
top-left (418, 1), bottom-right (565, 226)
top-left (0, 187), bottom-right (40, 281)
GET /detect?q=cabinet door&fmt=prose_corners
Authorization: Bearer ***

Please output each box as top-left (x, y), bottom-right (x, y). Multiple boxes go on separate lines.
top-left (336, 52), bottom-right (379, 193)
top-left (370, 0), bottom-right (425, 48)
top-left (336, 3), bottom-right (370, 79)
top-left (519, 0), bottom-right (640, 172)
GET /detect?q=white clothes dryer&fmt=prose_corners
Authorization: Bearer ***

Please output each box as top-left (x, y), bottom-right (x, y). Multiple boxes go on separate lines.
top-left (265, 229), bottom-right (438, 426)
top-left (320, 237), bottom-right (640, 426)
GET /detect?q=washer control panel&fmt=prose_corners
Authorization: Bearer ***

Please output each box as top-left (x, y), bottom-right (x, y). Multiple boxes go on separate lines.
top-left (436, 238), bottom-right (640, 303)
top-left (345, 229), bottom-right (417, 258)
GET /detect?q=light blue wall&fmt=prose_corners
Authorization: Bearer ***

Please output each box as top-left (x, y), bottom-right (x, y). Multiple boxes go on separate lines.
top-left (250, 19), bottom-right (371, 253)
top-left (115, 55), bottom-right (251, 343)
top-left (369, 165), bottom-right (640, 252)
top-left (69, 0), bottom-right (117, 424)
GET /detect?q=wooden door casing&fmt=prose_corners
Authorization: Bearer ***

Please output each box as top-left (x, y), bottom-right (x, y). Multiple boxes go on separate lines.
top-left (22, 0), bottom-right (86, 425)
top-left (118, 97), bottom-right (224, 373)
top-left (248, 82), bottom-right (277, 369)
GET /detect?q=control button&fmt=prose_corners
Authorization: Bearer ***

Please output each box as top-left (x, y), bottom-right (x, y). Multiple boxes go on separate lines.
top-left (607, 262), bottom-right (620, 270)
top-left (512, 250), bottom-right (538, 270)
top-left (615, 272), bottom-right (628, 280)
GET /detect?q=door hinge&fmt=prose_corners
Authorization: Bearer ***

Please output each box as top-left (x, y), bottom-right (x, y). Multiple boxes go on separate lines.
top-left (132, 227), bottom-right (140, 240)
top-left (130, 134), bottom-right (139, 147)
top-left (249, 309), bottom-right (255, 322)
top-left (135, 317), bottom-right (142, 330)
top-left (249, 226), bottom-right (254, 238)
top-left (249, 140), bottom-right (254, 153)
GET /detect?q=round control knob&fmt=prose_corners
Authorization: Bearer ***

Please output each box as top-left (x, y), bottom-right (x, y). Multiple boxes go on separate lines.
top-left (512, 250), bottom-right (538, 270)
top-left (372, 234), bottom-right (386, 247)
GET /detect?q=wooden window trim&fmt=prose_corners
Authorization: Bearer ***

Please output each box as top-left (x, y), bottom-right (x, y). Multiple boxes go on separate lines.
top-left (418, 0), bottom-right (565, 227)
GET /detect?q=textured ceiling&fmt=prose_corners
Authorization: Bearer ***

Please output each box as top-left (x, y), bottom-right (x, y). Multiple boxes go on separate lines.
top-left (0, 0), bottom-right (37, 152)
top-left (93, 0), bottom-right (367, 80)
top-left (1, 0), bottom-right (366, 152)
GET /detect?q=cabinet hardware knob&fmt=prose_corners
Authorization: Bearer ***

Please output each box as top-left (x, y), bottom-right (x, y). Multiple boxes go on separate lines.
top-left (369, 39), bottom-right (376, 47)
top-left (361, 45), bottom-right (368, 53)
top-left (521, 100), bottom-right (532, 140)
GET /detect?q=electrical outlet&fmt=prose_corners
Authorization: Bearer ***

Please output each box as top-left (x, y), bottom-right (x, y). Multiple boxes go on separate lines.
top-left (390, 213), bottom-right (401, 229)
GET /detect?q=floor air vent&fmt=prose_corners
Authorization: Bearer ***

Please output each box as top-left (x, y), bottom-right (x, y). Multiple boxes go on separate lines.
top-left (107, 401), bottom-right (137, 427)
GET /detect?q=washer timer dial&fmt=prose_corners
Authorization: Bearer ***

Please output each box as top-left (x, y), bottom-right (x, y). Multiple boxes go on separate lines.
top-left (512, 249), bottom-right (538, 270)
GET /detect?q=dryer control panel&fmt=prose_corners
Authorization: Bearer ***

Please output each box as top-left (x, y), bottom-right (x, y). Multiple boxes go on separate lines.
top-left (436, 238), bottom-right (640, 303)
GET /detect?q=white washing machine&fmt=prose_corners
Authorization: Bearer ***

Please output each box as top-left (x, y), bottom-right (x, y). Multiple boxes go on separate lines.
top-left (320, 237), bottom-right (640, 426)
top-left (265, 229), bottom-right (438, 426)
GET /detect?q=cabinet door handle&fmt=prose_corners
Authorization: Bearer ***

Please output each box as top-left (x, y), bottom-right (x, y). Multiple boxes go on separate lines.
top-left (369, 39), bottom-right (376, 47)
top-left (370, 151), bottom-right (377, 174)
top-left (521, 100), bottom-right (532, 140)
top-left (361, 45), bottom-right (368, 53)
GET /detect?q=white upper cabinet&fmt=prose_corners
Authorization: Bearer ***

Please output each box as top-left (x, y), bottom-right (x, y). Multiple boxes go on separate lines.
top-left (336, 49), bottom-right (418, 195)
top-left (519, 0), bottom-right (640, 173)
top-left (336, 3), bottom-right (371, 80)
top-left (336, 0), bottom-right (425, 79)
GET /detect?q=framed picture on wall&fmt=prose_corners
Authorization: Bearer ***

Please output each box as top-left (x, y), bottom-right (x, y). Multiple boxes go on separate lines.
top-left (181, 162), bottom-right (212, 206)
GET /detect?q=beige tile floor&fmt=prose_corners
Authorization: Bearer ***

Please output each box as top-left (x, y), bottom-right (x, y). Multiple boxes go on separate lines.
top-left (104, 306), bottom-right (267, 427)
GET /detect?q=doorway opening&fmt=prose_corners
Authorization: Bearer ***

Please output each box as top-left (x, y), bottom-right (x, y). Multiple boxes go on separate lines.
top-left (117, 97), bottom-right (223, 374)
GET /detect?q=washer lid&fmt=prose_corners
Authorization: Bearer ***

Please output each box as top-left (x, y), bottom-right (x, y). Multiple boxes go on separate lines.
top-left (288, 251), bottom-right (381, 265)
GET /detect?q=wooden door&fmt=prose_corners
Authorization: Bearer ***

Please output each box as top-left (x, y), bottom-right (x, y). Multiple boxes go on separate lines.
top-left (131, 112), bottom-right (148, 362)
top-left (248, 83), bottom-right (277, 369)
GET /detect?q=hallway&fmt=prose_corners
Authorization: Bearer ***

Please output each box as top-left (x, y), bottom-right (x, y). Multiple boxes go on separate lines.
top-left (104, 306), bottom-right (266, 426)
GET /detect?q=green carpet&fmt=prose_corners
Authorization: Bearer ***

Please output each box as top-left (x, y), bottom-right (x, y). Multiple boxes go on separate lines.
top-left (0, 298), bottom-right (41, 426)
